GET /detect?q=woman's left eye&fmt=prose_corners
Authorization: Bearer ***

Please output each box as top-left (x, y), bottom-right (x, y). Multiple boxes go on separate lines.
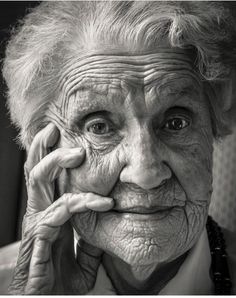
top-left (86, 121), bottom-right (111, 135)
top-left (163, 117), bottom-right (190, 131)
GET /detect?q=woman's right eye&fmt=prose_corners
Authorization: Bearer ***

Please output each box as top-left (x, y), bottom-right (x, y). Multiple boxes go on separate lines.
top-left (83, 115), bottom-right (115, 137)
top-left (86, 120), bottom-right (112, 135)
top-left (163, 117), bottom-right (190, 131)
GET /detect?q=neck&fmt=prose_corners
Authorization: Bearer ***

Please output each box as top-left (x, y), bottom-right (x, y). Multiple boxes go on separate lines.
top-left (102, 252), bottom-right (188, 295)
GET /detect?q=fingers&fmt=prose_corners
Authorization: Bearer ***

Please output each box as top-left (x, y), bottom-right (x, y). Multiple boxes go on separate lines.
top-left (26, 123), bottom-right (59, 174)
top-left (24, 123), bottom-right (59, 191)
top-left (29, 147), bottom-right (85, 185)
top-left (10, 192), bottom-right (113, 294)
top-left (25, 239), bottom-right (53, 294)
top-left (25, 125), bottom-right (85, 213)
top-left (40, 193), bottom-right (114, 228)
top-left (27, 147), bottom-right (85, 213)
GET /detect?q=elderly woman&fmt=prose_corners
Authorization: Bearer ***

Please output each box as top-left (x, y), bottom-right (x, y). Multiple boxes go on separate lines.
top-left (2, 1), bottom-right (236, 295)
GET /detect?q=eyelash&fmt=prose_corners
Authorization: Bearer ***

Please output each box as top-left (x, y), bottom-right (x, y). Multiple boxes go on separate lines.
top-left (85, 118), bottom-right (114, 136)
top-left (162, 115), bottom-right (191, 131)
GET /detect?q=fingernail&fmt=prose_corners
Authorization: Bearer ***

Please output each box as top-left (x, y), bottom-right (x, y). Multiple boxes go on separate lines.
top-left (103, 197), bottom-right (114, 205)
top-left (68, 147), bottom-right (85, 155)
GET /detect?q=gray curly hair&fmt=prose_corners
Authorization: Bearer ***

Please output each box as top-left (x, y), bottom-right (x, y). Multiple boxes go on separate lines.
top-left (2, 1), bottom-right (236, 148)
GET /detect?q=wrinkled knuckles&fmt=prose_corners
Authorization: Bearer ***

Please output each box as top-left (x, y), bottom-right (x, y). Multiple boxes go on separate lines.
top-left (28, 168), bottom-right (41, 186)
top-left (24, 163), bottom-right (30, 181)
top-left (60, 193), bottom-right (74, 215)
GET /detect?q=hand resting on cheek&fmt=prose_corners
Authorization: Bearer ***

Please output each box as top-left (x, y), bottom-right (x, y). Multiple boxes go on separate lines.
top-left (8, 123), bottom-right (114, 294)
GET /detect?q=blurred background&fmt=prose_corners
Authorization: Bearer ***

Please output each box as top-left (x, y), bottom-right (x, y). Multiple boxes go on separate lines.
top-left (0, 1), bottom-right (40, 247)
top-left (0, 1), bottom-right (236, 249)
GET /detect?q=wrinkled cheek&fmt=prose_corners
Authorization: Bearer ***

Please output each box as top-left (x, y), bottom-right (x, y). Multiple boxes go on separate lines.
top-left (56, 136), bottom-right (123, 197)
top-left (170, 141), bottom-right (213, 207)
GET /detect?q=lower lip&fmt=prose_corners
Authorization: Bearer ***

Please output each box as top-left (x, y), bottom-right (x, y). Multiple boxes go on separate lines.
top-left (106, 208), bottom-right (174, 221)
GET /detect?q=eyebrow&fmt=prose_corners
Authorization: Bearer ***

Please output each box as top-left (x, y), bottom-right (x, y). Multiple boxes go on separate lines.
top-left (66, 75), bottom-right (204, 121)
top-left (164, 86), bottom-right (206, 115)
top-left (156, 76), bottom-right (201, 95)
top-left (66, 87), bottom-right (125, 121)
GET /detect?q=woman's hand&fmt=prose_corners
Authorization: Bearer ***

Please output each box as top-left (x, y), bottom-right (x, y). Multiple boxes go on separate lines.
top-left (8, 123), bottom-right (114, 294)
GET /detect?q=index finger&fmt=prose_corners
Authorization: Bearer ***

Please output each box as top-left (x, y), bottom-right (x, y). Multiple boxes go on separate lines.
top-left (25, 123), bottom-right (59, 175)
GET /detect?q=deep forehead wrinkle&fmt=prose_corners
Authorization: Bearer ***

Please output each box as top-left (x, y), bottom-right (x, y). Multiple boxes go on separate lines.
top-left (60, 48), bottom-right (192, 79)
top-left (58, 52), bottom-right (201, 118)
top-left (59, 51), bottom-right (197, 97)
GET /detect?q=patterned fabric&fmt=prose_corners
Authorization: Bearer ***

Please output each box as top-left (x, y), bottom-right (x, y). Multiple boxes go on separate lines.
top-left (210, 126), bottom-right (236, 232)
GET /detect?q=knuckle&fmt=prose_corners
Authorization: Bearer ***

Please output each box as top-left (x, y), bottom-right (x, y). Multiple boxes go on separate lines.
top-left (64, 194), bottom-right (72, 213)
top-left (59, 193), bottom-right (70, 206)
top-left (60, 193), bottom-right (75, 214)
top-left (24, 163), bottom-right (30, 183)
top-left (61, 192), bottom-right (72, 200)
top-left (28, 169), bottom-right (37, 186)
top-left (24, 162), bottom-right (30, 174)
top-left (28, 167), bottom-right (44, 186)
top-left (21, 214), bottom-right (40, 239)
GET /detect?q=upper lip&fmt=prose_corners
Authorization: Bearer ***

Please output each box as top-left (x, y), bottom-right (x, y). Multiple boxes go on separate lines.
top-left (112, 206), bottom-right (174, 214)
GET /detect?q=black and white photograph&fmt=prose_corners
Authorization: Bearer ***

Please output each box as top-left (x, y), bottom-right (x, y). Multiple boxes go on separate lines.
top-left (0, 1), bottom-right (236, 295)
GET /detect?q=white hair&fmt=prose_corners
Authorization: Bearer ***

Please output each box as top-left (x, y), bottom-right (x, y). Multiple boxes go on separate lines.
top-left (2, 1), bottom-right (236, 148)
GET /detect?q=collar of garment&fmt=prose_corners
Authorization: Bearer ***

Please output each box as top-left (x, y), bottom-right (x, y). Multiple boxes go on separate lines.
top-left (87, 228), bottom-right (213, 295)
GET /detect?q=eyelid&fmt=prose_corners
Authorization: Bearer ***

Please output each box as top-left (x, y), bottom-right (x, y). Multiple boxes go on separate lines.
top-left (84, 117), bottom-right (113, 130)
top-left (85, 116), bottom-right (109, 125)
top-left (163, 106), bottom-right (192, 123)
top-left (165, 106), bottom-right (193, 117)
top-left (76, 111), bottom-right (111, 129)
top-left (81, 110), bottom-right (111, 122)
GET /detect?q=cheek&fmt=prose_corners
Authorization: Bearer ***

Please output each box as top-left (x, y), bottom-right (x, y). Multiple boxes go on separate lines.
top-left (57, 135), bottom-right (125, 196)
top-left (168, 130), bottom-right (213, 205)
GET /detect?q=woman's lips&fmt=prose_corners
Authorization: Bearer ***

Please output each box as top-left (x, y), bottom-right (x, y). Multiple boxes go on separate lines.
top-left (113, 206), bottom-right (173, 214)
top-left (108, 206), bottom-right (176, 220)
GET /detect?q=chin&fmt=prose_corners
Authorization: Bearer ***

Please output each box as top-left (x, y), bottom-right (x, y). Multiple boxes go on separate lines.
top-left (71, 203), bottom-right (208, 267)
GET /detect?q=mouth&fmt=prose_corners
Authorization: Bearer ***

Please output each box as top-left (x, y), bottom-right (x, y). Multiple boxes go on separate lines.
top-left (113, 206), bottom-right (174, 214)
top-left (107, 206), bottom-right (176, 221)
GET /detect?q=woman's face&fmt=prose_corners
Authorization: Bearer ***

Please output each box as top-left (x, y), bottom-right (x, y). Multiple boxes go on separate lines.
top-left (54, 51), bottom-right (213, 267)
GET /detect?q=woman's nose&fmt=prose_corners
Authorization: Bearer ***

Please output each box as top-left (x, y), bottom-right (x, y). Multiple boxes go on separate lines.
top-left (119, 130), bottom-right (172, 190)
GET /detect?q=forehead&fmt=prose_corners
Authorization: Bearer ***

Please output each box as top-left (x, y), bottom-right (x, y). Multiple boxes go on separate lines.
top-left (60, 50), bottom-right (199, 94)
top-left (57, 50), bottom-right (204, 117)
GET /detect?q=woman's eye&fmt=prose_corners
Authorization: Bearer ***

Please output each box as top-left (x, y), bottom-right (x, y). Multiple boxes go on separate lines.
top-left (86, 121), bottom-right (111, 135)
top-left (163, 117), bottom-right (190, 131)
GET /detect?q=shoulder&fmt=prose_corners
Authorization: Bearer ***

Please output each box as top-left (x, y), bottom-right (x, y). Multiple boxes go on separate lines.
top-left (223, 228), bottom-right (236, 294)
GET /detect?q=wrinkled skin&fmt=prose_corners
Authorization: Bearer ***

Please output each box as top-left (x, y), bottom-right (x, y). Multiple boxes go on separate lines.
top-left (10, 50), bottom-right (214, 294)
top-left (8, 124), bottom-right (114, 294)
top-left (55, 53), bottom-right (213, 279)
